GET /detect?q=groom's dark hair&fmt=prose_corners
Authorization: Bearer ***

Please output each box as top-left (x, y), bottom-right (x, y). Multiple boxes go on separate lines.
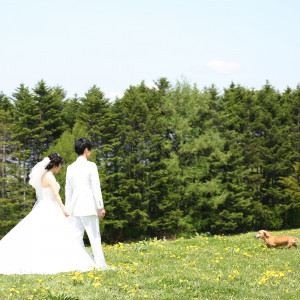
top-left (75, 138), bottom-right (92, 155)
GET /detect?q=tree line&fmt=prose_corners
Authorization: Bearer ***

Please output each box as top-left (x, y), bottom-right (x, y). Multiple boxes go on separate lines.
top-left (0, 79), bottom-right (299, 243)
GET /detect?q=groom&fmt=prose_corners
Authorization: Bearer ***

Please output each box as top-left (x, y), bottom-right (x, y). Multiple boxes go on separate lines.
top-left (65, 137), bottom-right (107, 269)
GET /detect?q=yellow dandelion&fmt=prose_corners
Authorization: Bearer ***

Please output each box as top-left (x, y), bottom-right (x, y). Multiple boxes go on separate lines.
top-left (94, 283), bottom-right (101, 288)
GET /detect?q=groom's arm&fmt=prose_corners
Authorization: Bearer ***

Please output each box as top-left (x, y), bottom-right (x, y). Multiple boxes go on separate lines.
top-left (90, 163), bottom-right (104, 211)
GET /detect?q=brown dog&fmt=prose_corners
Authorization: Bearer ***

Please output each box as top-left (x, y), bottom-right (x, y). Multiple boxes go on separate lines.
top-left (255, 230), bottom-right (299, 249)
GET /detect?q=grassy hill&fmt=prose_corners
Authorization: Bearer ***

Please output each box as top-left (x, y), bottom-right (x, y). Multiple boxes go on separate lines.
top-left (0, 229), bottom-right (299, 299)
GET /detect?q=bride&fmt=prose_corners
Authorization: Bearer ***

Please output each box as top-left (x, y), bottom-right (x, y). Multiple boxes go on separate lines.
top-left (0, 153), bottom-right (98, 275)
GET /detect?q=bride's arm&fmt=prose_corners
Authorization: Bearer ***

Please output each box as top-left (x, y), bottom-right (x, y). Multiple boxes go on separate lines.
top-left (46, 173), bottom-right (69, 217)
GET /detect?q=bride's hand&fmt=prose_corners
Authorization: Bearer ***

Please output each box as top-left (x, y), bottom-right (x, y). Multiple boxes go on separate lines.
top-left (61, 206), bottom-right (69, 217)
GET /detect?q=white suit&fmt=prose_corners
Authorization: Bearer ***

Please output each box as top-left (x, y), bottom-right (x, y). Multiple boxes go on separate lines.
top-left (65, 156), bottom-right (106, 268)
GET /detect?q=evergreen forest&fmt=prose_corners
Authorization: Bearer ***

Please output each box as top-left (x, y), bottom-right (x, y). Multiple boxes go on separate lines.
top-left (0, 79), bottom-right (299, 243)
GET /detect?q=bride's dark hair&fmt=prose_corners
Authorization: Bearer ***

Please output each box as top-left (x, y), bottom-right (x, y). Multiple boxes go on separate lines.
top-left (45, 153), bottom-right (63, 170)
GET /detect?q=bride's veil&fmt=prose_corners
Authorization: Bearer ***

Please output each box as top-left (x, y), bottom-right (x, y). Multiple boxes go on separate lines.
top-left (29, 157), bottom-right (50, 206)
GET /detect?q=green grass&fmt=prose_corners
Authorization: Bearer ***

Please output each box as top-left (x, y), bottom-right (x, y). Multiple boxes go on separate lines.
top-left (0, 229), bottom-right (299, 299)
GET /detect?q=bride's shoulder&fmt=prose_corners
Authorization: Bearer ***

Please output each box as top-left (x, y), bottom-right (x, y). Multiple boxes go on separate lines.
top-left (41, 171), bottom-right (56, 188)
top-left (44, 171), bottom-right (56, 181)
top-left (45, 171), bottom-right (54, 177)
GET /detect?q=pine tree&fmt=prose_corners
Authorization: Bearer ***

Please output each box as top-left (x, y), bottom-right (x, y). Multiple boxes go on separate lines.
top-left (220, 82), bottom-right (299, 230)
top-left (251, 83), bottom-right (295, 228)
top-left (0, 108), bottom-right (29, 238)
top-left (0, 92), bottom-right (13, 111)
top-left (101, 80), bottom-right (171, 241)
top-left (218, 84), bottom-right (259, 231)
top-left (12, 84), bottom-right (39, 207)
top-left (79, 86), bottom-right (112, 153)
top-left (33, 81), bottom-right (66, 157)
top-left (279, 162), bottom-right (300, 227)
top-left (162, 82), bottom-right (224, 233)
top-left (62, 96), bottom-right (82, 129)
top-left (275, 86), bottom-right (300, 227)
top-left (13, 84), bottom-right (39, 169)
top-left (12, 81), bottom-right (66, 207)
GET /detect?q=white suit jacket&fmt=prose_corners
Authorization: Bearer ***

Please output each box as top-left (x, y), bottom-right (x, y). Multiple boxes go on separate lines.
top-left (65, 156), bottom-right (104, 216)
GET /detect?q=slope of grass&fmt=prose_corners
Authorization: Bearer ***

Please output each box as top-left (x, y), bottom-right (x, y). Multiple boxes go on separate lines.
top-left (0, 229), bottom-right (299, 299)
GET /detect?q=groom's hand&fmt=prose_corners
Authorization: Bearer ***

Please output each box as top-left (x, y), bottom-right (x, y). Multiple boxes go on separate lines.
top-left (98, 209), bottom-right (105, 218)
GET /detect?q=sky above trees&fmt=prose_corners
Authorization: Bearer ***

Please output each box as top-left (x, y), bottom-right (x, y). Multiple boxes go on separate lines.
top-left (0, 0), bottom-right (299, 99)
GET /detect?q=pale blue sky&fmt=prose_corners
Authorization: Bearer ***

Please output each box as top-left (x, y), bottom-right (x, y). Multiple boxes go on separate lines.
top-left (1, 0), bottom-right (299, 99)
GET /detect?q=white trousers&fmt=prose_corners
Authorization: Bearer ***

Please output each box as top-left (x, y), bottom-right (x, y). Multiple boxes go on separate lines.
top-left (71, 216), bottom-right (107, 268)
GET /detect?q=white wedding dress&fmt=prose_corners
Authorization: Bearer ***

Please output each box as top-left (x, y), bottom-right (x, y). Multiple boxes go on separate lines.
top-left (0, 159), bottom-right (97, 275)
